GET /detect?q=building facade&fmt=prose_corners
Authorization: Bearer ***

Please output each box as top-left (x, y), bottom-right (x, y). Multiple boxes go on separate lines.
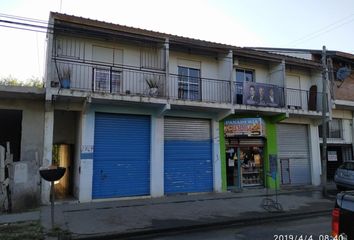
top-left (1, 13), bottom-right (336, 211)
top-left (253, 47), bottom-right (354, 182)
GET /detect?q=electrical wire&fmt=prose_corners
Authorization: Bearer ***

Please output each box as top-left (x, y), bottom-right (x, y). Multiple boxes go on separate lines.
top-left (288, 13), bottom-right (354, 47)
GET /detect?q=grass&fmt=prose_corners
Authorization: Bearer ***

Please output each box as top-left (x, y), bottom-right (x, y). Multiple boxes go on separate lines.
top-left (0, 221), bottom-right (44, 240)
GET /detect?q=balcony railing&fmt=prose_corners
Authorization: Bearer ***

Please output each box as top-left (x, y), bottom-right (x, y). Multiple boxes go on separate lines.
top-left (168, 74), bottom-right (231, 104)
top-left (53, 58), bottom-right (167, 98)
top-left (235, 82), bottom-right (325, 112)
top-left (51, 58), bottom-right (325, 112)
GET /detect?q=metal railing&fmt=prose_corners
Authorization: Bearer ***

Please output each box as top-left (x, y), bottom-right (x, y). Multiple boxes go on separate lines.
top-left (52, 58), bottom-right (166, 98)
top-left (235, 82), bottom-right (325, 112)
top-left (51, 58), bottom-right (325, 112)
top-left (168, 74), bottom-right (231, 104)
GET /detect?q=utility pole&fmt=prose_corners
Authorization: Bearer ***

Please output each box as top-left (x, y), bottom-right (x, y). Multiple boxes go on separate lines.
top-left (321, 46), bottom-right (328, 196)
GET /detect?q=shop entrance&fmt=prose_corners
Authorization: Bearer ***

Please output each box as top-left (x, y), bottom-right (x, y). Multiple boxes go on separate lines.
top-left (226, 138), bottom-right (265, 189)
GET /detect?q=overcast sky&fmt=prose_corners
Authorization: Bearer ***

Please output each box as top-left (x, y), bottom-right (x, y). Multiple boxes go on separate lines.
top-left (1, 0), bottom-right (353, 81)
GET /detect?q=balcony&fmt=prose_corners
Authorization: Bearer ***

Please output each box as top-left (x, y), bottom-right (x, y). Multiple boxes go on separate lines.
top-left (50, 58), bottom-right (325, 113)
top-left (235, 82), bottom-right (325, 112)
top-left (52, 58), bottom-right (167, 98)
top-left (51, 58), bottom-right (232, 105)
top-left (168, 74), bottom-right (231, 104)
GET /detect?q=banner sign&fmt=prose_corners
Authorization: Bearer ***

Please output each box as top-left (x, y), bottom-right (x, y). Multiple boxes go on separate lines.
top-left (224, 118), bottom-right (266, 137)
top-left (243, 81), bottom-right (283, 107)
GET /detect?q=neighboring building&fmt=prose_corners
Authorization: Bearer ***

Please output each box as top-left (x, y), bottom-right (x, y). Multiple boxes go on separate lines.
top-left (0, 85), bottom-right (45, 211)
top-left (252, 47), bottom-right (354, 181)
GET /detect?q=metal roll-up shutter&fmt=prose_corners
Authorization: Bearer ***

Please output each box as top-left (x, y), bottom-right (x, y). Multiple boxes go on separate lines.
top-left (164, 117), bottom-right (213, 194)
top-left (277, 123), bottom-right (311, 185)
top-left (93, 113), bottom-right (150, 199)
top-left (228, 138), bottom-right (264, 147)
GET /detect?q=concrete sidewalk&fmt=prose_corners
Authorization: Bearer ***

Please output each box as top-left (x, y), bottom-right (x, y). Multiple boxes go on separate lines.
top-left (39, 187), bottom-right (335, 239)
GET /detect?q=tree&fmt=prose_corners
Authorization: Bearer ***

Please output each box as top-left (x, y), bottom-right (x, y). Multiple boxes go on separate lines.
top-left (0, 75), bottom-right (43, 88)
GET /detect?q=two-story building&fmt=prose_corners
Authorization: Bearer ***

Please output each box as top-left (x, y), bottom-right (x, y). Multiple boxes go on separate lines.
top-left (37, 12), bottom-right (329, 205)
top-left (253, 47), bottom-right (354, 182)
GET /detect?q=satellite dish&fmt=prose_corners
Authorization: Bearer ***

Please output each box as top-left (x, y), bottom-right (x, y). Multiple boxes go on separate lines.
top-left (336, 67), bottom-right (351, 81)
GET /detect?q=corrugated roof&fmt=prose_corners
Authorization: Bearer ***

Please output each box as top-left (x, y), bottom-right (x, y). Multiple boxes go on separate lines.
top-left (50, 12), bottom-right (322, 68)
top-left (250, 47), bottom-right (354, 61)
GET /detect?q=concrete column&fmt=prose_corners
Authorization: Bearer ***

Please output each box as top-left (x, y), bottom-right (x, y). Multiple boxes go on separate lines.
top-left (41, 107), bottom-right (54, 204)
top-left (78, 110), bottom-right (95, 202)
top-left (150, 115), bottom-right (164, 197)
top-left (309, 124), bottom-right (321, 186)
top-left (212, 119), bottom-right (222, 192)
top-left (164, 38), bottom-right (170, 99)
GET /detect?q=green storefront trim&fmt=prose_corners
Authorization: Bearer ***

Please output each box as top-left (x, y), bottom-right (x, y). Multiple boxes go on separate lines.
top-left (220, 113), bottom-right (286, 191)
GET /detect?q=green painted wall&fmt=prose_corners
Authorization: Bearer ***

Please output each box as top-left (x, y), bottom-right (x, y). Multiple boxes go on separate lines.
top-left (219, 113), bottom-right (286, 190)
top-left (263, 117), bottom-right (279, 189)
top-left (219, 121), bottom-right (227, 191)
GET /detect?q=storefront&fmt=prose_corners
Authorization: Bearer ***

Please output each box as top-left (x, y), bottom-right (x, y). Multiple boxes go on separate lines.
top-left (224, 118), bottom-right (265, 189)
top-left (220, 116), bottom-right (282, 190)
top-left (164, 117), bottom-right (213, 194)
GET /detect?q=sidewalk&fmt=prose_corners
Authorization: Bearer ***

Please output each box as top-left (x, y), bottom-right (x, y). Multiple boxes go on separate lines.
top-left (39, 187), bottom-right (335, 239)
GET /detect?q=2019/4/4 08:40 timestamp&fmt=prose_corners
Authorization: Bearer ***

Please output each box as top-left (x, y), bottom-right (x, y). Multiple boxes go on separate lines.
top-left (274, 235), bottom-right (347, 240)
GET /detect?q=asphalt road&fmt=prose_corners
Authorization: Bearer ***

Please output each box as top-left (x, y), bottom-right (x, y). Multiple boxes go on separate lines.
top-left (141, 215), bottom-right (331, 240)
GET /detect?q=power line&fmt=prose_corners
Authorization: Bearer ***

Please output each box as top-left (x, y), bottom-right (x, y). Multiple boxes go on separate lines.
top-left (288, 13), bottom-right (354, 46)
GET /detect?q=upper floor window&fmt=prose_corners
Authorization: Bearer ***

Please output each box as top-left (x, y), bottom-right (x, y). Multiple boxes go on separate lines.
top-left (319, 118), bottom-right (342, 139)
top-left (93, 68), bottom-right (121, 93)
top-left (178, 66), bottom-right (201, 101)
top-left (235, 69), bottom-right (254, 103)
top-left (236, 69), bottom-right (254, 83)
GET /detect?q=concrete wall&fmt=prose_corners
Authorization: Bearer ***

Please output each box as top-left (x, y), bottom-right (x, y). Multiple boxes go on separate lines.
top-left (53, 110), bottom-right (77, 144)
top-left (235, 58), bottom-right (270, 84)
top-left (0, 99), bottom-right (44, 211)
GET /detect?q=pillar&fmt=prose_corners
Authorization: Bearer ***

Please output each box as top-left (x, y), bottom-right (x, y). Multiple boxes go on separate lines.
top-left (150, 115), bottom-right (164, 197)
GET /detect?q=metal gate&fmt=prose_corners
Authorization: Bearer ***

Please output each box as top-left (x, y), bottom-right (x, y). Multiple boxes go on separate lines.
top-left (92, 113), bottom-right (150, 198)
top-left (164, 117), bottom-right (213, 194)
top-left (277, 124), bottom-right (311, 185)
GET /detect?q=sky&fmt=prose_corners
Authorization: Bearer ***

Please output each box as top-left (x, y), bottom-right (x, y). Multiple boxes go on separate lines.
top-left (0, 0), bottom-right (353, 81)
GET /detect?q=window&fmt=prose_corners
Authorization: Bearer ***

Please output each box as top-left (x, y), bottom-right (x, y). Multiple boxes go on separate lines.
top-left (235, 69), bottom-right (254, 103)
top-left (178, 66), bottom-right (201, 101)
top-left (318, 119), bottom-right (342, 138)
top-left (93, 68), bottom-right (121, 93)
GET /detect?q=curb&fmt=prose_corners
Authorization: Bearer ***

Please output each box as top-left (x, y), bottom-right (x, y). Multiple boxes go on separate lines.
top-left (70, 209), bottom-right (331, 240)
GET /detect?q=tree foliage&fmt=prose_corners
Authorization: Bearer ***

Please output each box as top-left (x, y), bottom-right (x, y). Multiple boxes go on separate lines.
top-left (0, 75), bottom-right (44, 88)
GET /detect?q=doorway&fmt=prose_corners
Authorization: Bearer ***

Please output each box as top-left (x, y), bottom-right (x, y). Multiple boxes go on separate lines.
top-left (226, 138), bottom-right (265, 189)
top-left (53, 110), bottom-right (78, 200)
top-left (0, 110), bottom-right (22, 161)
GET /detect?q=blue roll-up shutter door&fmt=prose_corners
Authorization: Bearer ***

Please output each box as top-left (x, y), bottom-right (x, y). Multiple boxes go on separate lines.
top-left (164, 117), bottom-right (213, 194)
top-left (93, 113), bottom-right (150, 199)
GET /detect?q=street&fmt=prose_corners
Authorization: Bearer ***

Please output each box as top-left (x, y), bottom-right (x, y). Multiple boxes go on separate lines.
top-left (139, 215), bottom-right (331, 240)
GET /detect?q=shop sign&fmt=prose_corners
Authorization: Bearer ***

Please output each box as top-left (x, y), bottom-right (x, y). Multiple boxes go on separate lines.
top-left (224, 118), bottom-right (266, 137)
top-left (328, 151), bottom-right (338, 162)
top-left (243, 81), bottom-right (284, 108)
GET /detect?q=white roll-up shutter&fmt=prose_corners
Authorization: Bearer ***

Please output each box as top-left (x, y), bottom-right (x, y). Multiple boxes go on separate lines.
top-left (277, 123), bottom-right (311, 185)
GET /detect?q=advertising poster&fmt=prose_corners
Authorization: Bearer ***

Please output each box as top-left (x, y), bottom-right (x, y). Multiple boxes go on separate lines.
top-left (243, 81), bottom-right (283, 107)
